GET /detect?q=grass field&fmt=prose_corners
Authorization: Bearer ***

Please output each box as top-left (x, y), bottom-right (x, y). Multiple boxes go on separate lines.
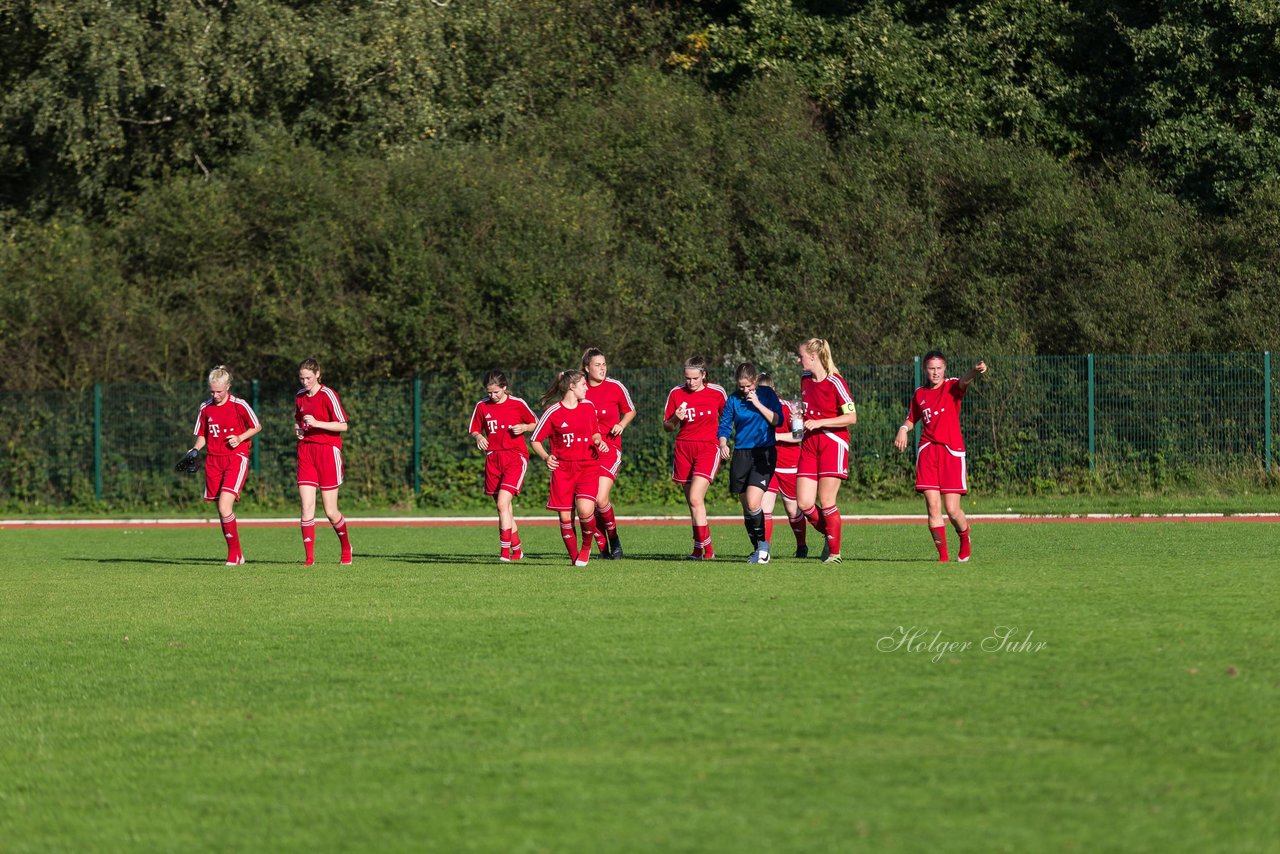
top-left (2, 521), bottom-right (1277, 852)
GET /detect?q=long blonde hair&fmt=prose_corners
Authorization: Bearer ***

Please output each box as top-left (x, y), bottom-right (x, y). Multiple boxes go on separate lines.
top-left (800, 338), bottom-right (840, 377)
top-left (540, 369), bottom-right (584, 407)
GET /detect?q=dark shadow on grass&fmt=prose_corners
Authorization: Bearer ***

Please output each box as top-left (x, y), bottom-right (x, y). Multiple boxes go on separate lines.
top-left (71, 556), bottom-right (310, 567)
top-left (379, 552), bottom-right (548, 566)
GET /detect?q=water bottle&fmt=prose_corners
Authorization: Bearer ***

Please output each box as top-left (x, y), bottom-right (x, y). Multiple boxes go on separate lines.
top-left (790, 401), bottom-right (805, 441)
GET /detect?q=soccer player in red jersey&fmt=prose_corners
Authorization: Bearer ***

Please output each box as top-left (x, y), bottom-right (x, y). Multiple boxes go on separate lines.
top-left (582, 348), bottom-right (636, 560)
top-left (664, 355), bottom-right (728, 560)
top-left (185, 366), bottom-right (262, 566)
top-left (295, 358), bottom-right (353, 566)
top-left (468, 370), bottom-right (538, 562)
top-left (796, 338), bottom-right (858, 564)
top-left (758, 373), bottom-right (808, 558)
top-left (531, 370), bottom-right (611, 567)
top-left (894, 351), bottom-right (988, 562)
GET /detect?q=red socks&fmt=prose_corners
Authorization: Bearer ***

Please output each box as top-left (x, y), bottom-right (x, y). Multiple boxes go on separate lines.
top-left (788, 512), bottom-right (807, 547)
top-left (689, 523), bottom-right (713, 558)
top-left (821, 506), bottom-right (841, 555)
top-left (560, 521), bottom-right (578, 559)
top-left (220, 513), bottom-right (242, 563)
top-left (801, 505), bottom-right (827, 536)
top-left (500, 527), bottom-right (513, 561)
top-left (300, 519), bottom-right (316, 565)
top-left (957, 525), bottom-right (971, 561)
top-left (591, 508), bottom-right (609, 551)
top-left (596, 503), bottom-right (618, 539)
top-left (930, 525), bottom-right (949, 562)
top-left (333, 516), bottom-right (352, 564)
top-left (578, 515), bottom-right (599, 563)
top-left (764, 513), bottom-right (774, 543)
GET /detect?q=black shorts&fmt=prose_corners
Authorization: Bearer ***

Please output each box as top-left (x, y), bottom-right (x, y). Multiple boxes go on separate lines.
top-left (729, 446), bottom-right (777, 495)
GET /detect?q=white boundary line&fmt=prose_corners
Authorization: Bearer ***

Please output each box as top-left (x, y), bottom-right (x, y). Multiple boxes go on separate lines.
top-left (2, 512), bottom-right (1279, 526)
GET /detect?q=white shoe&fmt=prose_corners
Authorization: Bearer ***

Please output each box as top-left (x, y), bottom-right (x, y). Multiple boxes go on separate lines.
top-left (225, 555), bottom-right (245, 566)
top-left (757, 547), bottom-right (771, 564)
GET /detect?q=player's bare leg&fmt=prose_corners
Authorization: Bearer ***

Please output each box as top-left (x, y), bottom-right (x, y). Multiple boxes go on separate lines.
top-left (742, 485), bottom-right (768, 564)
top-left (684, 476), bottom-right (714, 559)
top-left (320, 487), bottom-right (351, 565)
top-left (796, 477), bottom-right (828, 558)
top-left (574, 497), bottom-right (598, 567)
top-left (924, 489), bottom-right (949, 562)
top-left (816, 477), bottom-right (843, 563)
top-left (944, 492), bottom-right (970, 562)
top-left (217, 490), bottom-right (243, 565)
top-left (595, 475), bottom-right (621, 559)
top-left (496, 490), bottom-right (517, 561)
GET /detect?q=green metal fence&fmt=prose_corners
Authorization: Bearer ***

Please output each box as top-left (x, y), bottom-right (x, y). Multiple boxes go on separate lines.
top-left (0, 353), bottom-right (1273, 508)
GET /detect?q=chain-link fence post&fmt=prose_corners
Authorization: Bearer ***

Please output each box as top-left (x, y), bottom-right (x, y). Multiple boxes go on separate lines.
top-left (412, 375), bottom-right (422, 495)
top-left (1087, 353), bottom-right (1095, 471)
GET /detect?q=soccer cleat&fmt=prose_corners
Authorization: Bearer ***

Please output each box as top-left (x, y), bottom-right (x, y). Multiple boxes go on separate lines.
top-left (609, 537), bottom-right (623, 560)
top-left (576, 544), bottom-right (592, 567)
top-left (957, 532), bottom-right (971, 562)
top-left (597, 543), bottom-right (613, 560)
top-left (819, 543), bottom-right (830, 561)
top-left (757, 542), bottom-right (771, 564)
top-left (822, 553), bottom-right (842, 564)
top-left (225, 555), bottom-right (245, 566)
top-left (339, 553), bottom-right (353, 566)
top-left (684, 550), bottom-right (705, 561)
top-left (510, 546), bottom-right (524, 561)
top-left (499, 555), bottom-right (511, 563)
top-left (702, 547), bottom-right (715, 561)
top-left (794, 544), bottom-right (808, 559)
top-left (303, 558), bottom-right (315, 567)
top-left (747, 551), bottom-right (760, 564)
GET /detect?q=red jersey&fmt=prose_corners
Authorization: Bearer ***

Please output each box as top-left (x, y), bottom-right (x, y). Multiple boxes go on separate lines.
top-left (533, 400), bottom-right (601, 462)
top-left (296, 385), bottom-right (347, 448)
top-left (909, 378), bottom-right (968, 452)
top-left (193, 396), bottom-right (260, 457)
top-left (801, 372), bottom-right (855, 439)
top-left (664, 383), bottom-right (728, 444)
top-left (468, 395), bottom-right (537, 456)
top-left (774, 401), bottom-right (802, 469)
top-left (584, 378), bottom-right (635, 449)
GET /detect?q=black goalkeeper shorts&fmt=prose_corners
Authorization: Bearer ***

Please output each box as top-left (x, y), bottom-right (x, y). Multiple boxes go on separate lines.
top-left (729, 446), bottom-right (777, 495)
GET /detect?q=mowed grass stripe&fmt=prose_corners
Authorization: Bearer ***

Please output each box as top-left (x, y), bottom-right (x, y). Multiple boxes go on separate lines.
top-left (1, 523), bottom-right (1276, 852)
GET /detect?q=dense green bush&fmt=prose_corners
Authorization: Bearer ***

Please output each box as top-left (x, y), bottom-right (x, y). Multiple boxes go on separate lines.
top-left (3, 68), bottom-right (1278, 395)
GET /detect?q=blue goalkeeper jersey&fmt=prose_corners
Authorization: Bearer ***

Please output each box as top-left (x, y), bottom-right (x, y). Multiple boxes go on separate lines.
top-left (717, 386), bottom-right (784, 449)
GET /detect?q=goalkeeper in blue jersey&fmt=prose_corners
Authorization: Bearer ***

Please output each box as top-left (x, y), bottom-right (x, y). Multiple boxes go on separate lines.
top-left (717, 362), bottom-right (785, 564)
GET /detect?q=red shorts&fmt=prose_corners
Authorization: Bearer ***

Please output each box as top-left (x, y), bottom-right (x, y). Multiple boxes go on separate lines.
top-left (298, 442), bottom-right (345, 491)
top-left (797, 432), bottom-right (850, 481)
top-left (915, 442), bottom-right (968, 494)
top-left (597, 443), bottom-right (622, 482)
top-left (672, 441), bottom-right (720, 485)
top-left (768, 467), bottom-right (798, 501)
top-left (547, 459), bottom-right (599, 511)
top-left (204, 453), bottom-right (249, 501)
top-left (485, 450), bottom-right (530, 497)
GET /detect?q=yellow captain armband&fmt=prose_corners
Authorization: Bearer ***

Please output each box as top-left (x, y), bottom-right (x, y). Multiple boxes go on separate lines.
top-left (840, 402), bottom-right (857, 416)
